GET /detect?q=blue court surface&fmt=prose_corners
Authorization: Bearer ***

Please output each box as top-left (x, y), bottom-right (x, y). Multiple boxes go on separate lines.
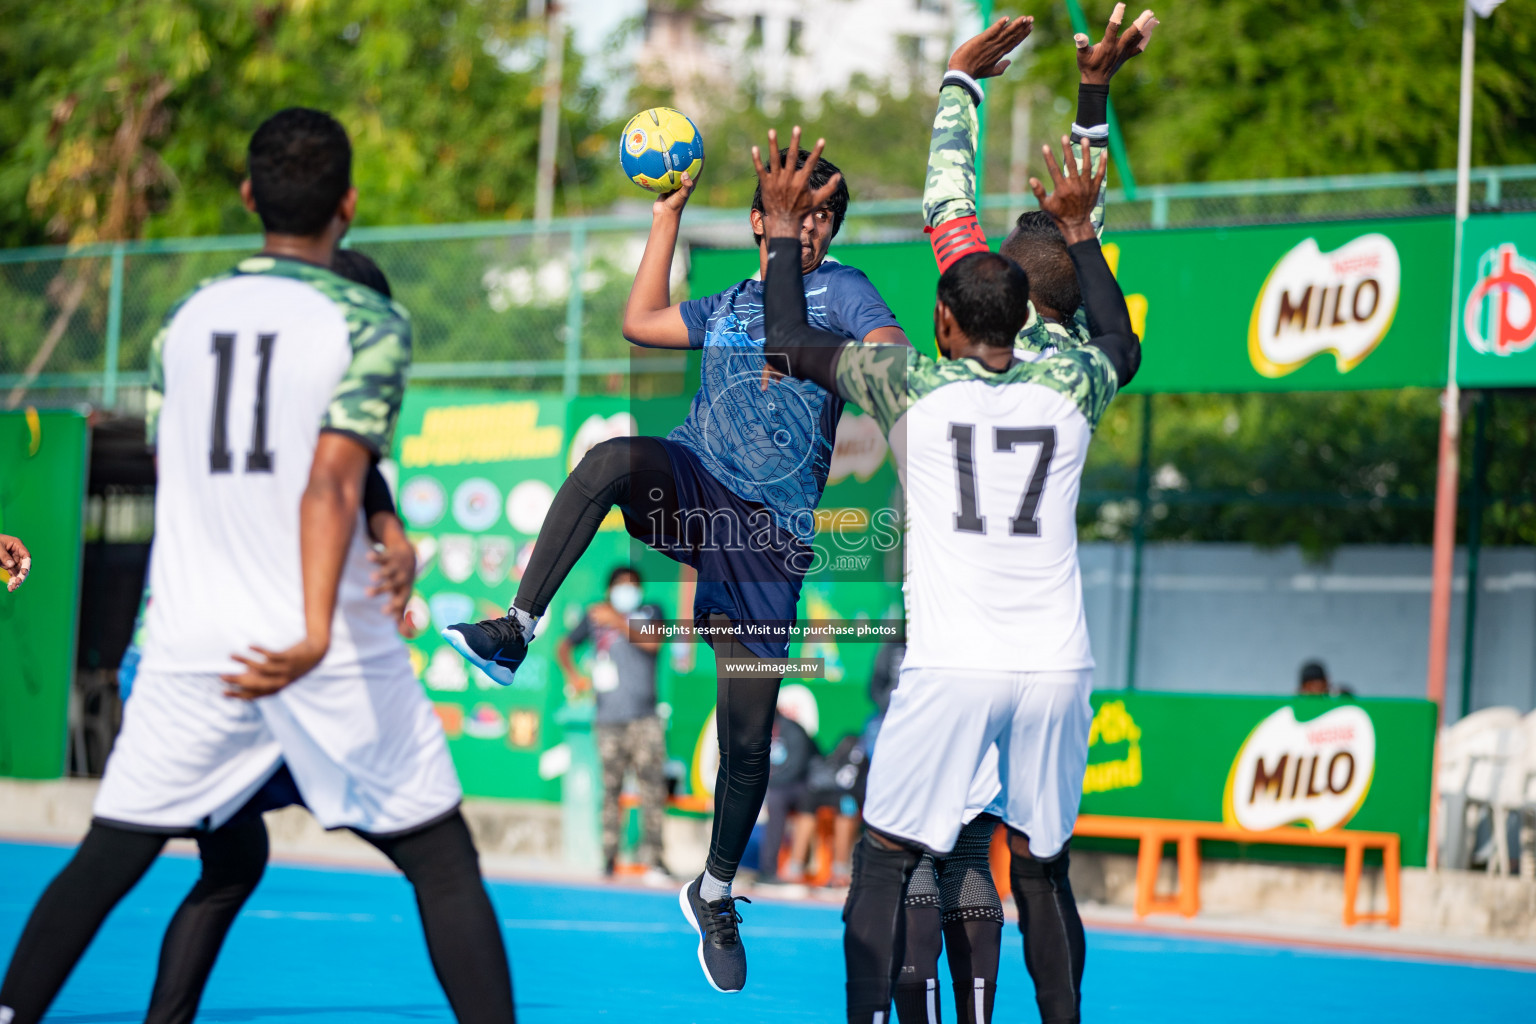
top-left (1, 840), bottom-right (1530, 1022)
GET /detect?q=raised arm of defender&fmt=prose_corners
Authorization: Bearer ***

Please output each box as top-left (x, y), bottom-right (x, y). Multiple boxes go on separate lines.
top-left (757, 129), bottom-right (853, 395)
top-left (1030, 137), bottom-right (1139, 387)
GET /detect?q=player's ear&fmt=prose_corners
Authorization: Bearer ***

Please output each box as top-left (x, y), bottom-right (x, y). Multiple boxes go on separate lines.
top-left (240, 179), bottom-right (258, 215)
top-left (749, 207), bottom-right (765, 240)
top-left (336, 187), bottom-right (359, 228)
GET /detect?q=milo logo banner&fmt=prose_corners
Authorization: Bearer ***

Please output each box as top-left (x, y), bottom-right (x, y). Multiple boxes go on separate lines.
top-left (1458, 210), bottom-right (1536, 387)
top-left (1080, 692), bottom-right (1435, 866)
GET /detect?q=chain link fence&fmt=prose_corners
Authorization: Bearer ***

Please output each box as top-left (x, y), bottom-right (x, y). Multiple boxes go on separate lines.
top-left (3, 164), bottom-right (1533, 413)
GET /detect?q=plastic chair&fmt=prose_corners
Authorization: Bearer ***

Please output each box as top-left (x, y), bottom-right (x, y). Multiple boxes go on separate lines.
top-left (1438, 706), bottom-right (1523, 870)
top-left (1489, 710), bottom-right (1536, 878)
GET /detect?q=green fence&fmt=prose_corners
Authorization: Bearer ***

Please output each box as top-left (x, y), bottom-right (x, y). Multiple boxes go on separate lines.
top-left (2, 164), bottom-right (1534, 413)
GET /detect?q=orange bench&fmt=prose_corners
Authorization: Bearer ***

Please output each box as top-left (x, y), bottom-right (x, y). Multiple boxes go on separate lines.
top-left (1058, 815), bottom-right (1401, 927)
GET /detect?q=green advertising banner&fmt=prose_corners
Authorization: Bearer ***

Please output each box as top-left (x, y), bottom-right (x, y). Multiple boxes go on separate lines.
top-left (0, 409), bottom-right (88, 779)
top-left (692, 216), bottom-right (1456, 393)
top-left (1456, 210), bottom-right (1536, 387)
top-left (1080, 691), bottom-right (1437, 866)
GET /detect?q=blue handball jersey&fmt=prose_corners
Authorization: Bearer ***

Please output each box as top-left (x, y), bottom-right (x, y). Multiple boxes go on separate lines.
top-left (669, 259), bottom-right (900, 541)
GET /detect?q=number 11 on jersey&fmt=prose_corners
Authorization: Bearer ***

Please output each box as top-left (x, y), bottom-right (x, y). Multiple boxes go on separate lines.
top-left (209, 331), bottom-right (277, 474)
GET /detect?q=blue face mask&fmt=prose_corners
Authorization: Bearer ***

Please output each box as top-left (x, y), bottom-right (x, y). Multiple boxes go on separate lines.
top-left (608, 582), bottom-right (642, 614)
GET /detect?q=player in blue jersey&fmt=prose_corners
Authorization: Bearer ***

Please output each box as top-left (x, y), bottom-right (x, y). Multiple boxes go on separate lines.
top-left (444, 152), bottom-right (907, 993)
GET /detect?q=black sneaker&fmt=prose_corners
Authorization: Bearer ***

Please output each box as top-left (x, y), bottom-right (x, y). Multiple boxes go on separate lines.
top-left (679, 875), bottom-right (750, 993)
top-left (440, 616), bottom-right (528, 686)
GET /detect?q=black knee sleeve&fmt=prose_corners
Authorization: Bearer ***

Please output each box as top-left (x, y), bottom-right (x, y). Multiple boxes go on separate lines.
top-left (936, 818), bottom-right (1002, 1024)
top-left (894, 856), bottom-right (942, 1024)
top-left (844, 835), bottom-right (923, 1024)
top-left (1009, 842), bottom-right (1084, 1024)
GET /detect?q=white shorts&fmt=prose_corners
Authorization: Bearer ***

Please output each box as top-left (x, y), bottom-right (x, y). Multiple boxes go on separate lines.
top-left (863, 665), bottom-right (1093, 858)
top-left (95, 650), bottom-right (462, 836)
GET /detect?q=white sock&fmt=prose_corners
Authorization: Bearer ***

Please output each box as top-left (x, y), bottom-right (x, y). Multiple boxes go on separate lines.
top-left (699, 870), bottom-right (731, 902)
top-left (507, 605), bottom-right (539, 640)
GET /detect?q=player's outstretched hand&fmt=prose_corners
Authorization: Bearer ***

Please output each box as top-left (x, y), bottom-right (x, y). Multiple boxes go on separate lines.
top-left (1076, 4), bottom-right (1157, 85)
top-left (0, 534), bottom-right (30, 592)
top-left (367, 536), bottom-right (416, 630)
top-left (655, 171), bottom-right (698, 218)
top-left (222, 636), bottom-right (328, 700)
top-left (751, 126), bottom-right (842, 241)
top-left (947, 15), bottom-right (1034, 81)
top-left (1029, 136), bottom-right (1108, 246)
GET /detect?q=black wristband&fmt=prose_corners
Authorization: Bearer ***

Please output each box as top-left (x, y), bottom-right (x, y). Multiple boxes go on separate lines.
top-left (1075, 82), bottom-right (1109, 131)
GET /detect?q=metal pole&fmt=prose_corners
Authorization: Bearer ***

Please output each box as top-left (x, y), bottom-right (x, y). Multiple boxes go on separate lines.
top-left (103, 244), bottom-right (125, 409)
top-left (1428, 2), bottom-right (1475, 712)
top-left (1425, 0), bottom-right (1477, 871)
top-left (534, 0), bottom-right (565, 230)
top-left (1125, 392), bottom-right (1152, 690)
top-left (563, 223), bottom-right (586, 400)
top-left (1459, 391), bottom-right (1490, 720)
top-left (1062, 0), bottom-right (1138, 200)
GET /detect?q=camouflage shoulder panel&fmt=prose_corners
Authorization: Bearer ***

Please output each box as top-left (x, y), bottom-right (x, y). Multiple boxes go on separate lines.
top-left (835, 343), bottom-right (918, 435)
top-left (923, 84), bottom-right (979, 229)
top-left (1014, 308), bottom-right (1092, 357)
top-left (1025, 346), bottom-right (1120, 430)
top-left (236, 256), bottom-right (413, 456)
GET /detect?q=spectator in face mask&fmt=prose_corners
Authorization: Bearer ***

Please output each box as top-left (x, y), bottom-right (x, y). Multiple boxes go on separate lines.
top-left (557, 566), bottom-right (671, 880)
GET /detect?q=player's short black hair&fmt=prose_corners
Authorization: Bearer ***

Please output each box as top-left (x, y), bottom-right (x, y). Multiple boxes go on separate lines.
top-left (751, 148), bottom-right (850, 244)
top-left (608, 565), bottom-right (641, 587)
top-left (331, 249), bottom-right (392, 298)
top-left (247, 108), bottom-right (353, 236)
top-left (1000, 211), bottom-right (1081, 317)
top-left (936, 252), bottom-right (1030, 349)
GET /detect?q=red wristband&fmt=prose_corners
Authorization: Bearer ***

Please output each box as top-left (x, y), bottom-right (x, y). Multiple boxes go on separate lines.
top-left (927, 215), bottom-right (989, 273)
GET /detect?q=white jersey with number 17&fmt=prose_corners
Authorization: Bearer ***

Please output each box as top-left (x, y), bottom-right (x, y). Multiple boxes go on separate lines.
top-left (140, 256), bottom-right (411, 676)
top-left (834, 344), bottom-right (1119, 673)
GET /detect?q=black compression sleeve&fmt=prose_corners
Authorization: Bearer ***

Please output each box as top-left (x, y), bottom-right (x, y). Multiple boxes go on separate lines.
top-left (362, 462), bottom-right (394, 521)
top-left (1067, 239), bottom-right (1141, 387)
top-left (1073, 83), bottom-right (1109, 137)
top-left (762, 237), bottom-right (851, 395)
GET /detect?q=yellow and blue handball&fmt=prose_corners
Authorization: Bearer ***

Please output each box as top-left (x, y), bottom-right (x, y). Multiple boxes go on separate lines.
top-left (620, 107), bottom-right (704, 193)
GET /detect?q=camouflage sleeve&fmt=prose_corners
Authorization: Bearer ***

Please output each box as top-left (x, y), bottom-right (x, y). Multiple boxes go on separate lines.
top-left (321, 308), bottom-right (412, 456)
top-left (834, 344), bottom-right (915, 436)
top-left (922, 84), bottom-right (980, 229)
top-left (1090, 144), bottom-right (1108, 241)
top-left (145, 319), bottom-right (167, 448)
top-left (1040, 345), bottom-right (1120, 431)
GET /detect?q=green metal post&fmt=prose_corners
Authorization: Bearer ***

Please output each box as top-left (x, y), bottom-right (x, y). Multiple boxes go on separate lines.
top-left (1063, 0), bottom-right (1138, 200)
top-left (563, 224), bottom-right (586, 400)
top-left (1125, 392), bottom-right (1152, 689)
top-left (1459, 391), bottom-right (1490, 719)
top-left (103, 244), bottom-right (125, 409)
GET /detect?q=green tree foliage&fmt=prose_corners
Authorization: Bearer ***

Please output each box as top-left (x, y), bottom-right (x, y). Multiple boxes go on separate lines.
top-left (0, 0), bottom-right (620, 248)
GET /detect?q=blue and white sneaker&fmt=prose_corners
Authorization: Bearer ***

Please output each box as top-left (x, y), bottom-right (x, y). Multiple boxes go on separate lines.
top-left (441, 616), bottom-right (528, 686)
top-left (680, 875), bottom-right (750, 993)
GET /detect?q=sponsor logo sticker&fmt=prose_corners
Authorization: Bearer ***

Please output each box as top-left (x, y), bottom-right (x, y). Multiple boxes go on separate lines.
top-left (626, 128), bottom-right (649, 157)
top-left (1465, 243), bottom-right (1536, 357)
top-left (1223, 705), bottom-right (1376, 832)
top-left (477, 535), bottom-right (515, 586)
top-left (465, 702), bottom-right (508, 740)
top-left (433, 702), bottom-right (465, 739)
top-left (400, 476), bottom-right (446, 527)
top-left (1249, 233), bottom-right (1400, 377)
top-left (453, 477), bottom-right (503, 532)
top-left (428, 591), bottom-right (474, 632)
top-left (506, 479), bottom-right (555, 534)
top-left (439, 535), bottom-right (475, 584)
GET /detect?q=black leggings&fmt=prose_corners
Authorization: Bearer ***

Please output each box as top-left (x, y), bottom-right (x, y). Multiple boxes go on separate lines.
top-left (0, 812), bottom-right (514, 1024)
top-left (511, 437), bottom-right (783, 883)
top-left (0, 818), bottom-right (266, 1024)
